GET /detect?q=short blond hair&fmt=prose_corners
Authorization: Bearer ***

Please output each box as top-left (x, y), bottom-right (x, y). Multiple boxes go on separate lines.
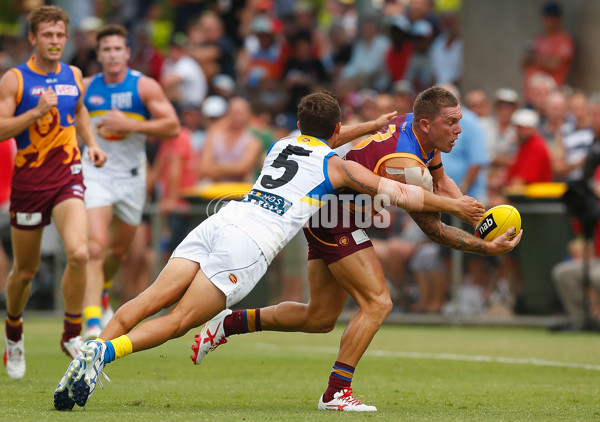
top-left (28, 5), bottom-right (69, 36)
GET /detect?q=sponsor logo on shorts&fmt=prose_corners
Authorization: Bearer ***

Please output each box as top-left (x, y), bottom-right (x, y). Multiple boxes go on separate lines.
top-left (88, 95), bottom-right (105, 106)
top-left (339, 236), bottom-right (349, 246)
top-left (228, 274), bottom-right (238, 284)
top-left (70, 164), bottom-right (82, 174)
top-left (16, 212), bottom-right (42, 226)
top-left (54, 84), bottom-right (78, 96)
top-left (71, 184), bottom-right (84, 197)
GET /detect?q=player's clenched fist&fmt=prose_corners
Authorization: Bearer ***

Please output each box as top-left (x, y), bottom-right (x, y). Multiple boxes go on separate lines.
top-left (35, 86), bottom-right (58, 117)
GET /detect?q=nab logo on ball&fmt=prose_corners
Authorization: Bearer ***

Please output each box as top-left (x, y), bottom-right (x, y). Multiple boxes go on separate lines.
top-left (476, 216), bottom-right (497, 239)
top-left (475, 204), bottom-right (521, 241)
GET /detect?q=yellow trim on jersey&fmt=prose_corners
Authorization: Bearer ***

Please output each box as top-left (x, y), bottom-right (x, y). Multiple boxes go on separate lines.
top-left (352, 124), bottom-right (397, 151)
top-left (373, 153), bottom-right (425, 175)
top-left (295, 135), bottom-right (328, 147)
top-left (305, 225), bottom-right (337, 247)
top-left (411, 126), bottom-right (430, 161)
top-left (26, 56), bottom-right (61, 76)
top-left (69, 65), bottom-right (83, 94)
top-left (10, 68), bottom-right (23, 106)
top-left (301, 196), bottom-right (324, 207)
top-left (89, 110), bottom-right (147, 121)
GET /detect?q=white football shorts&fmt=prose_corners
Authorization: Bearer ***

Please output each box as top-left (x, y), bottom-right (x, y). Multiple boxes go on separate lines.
top-left (171, 215), bottom-right (268, 308)
top-left (83, 175), bottom-right (146, 226)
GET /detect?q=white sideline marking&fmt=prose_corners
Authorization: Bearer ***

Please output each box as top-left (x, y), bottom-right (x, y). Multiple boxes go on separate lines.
top-left (254, 343), bottom-right (600, 372)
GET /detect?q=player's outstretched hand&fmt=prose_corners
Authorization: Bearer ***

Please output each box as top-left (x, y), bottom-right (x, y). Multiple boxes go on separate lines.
top-left (452, 195), bottom-right (485, 226)
top-left (371, 111), bottom-right (398, 132)
top-left (88, 146), bottom-right (107, 167)
top-left (488, 227), bottom-right (523, 255)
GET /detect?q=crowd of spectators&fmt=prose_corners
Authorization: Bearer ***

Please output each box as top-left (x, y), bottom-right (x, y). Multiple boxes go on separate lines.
top-left (1, 0), bottom-right (599, 325)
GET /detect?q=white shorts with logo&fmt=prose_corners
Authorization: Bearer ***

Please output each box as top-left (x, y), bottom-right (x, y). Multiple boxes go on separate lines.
top-left (83, 175), bottom-right (146, 226)
top-left (171, 215), bottom-right (268, 308)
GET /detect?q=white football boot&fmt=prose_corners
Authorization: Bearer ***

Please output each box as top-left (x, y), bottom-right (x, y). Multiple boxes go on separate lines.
top-left (3, 335), bottom-right (25, 380)
top-left (191, 309), bottom-right (232, 365)
top-left (318, 388), bottom-right (377, 412)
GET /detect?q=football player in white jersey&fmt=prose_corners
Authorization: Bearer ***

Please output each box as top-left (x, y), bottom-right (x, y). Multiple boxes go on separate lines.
top-left (80, 24), bottom-right (180, 341)
top-left (54, 91), bottom-right (484, 411)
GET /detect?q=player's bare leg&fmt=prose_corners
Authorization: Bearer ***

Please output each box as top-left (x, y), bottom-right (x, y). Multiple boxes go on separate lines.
top-left (83, 206), bottom-right (112, 338)
top-left (4, 226), bottom-right (42, 378)
top-left (101, 258), bottom-right (202, 341)
top-left (52, 198), bottom-right (90, 357)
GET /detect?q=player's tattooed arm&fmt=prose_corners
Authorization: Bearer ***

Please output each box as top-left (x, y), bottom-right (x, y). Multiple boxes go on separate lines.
top-left (409, 211), bottom-right (491, 255)
top-left (340, 161), bottom-right (379, 196)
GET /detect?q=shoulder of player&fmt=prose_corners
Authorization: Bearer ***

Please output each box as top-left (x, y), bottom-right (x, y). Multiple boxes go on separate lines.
top-left (0, 69), bottom-right (19, 97)
top-left (137, 75), bottom-right (164, 100)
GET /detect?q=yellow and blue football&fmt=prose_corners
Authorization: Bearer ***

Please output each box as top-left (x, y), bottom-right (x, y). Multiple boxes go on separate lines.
top-left (475, 205), bottom-right (521, 241)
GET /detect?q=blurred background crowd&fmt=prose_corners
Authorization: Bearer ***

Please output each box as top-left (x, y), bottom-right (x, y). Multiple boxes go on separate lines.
top-left (1, 0), bottom-right (599, 328)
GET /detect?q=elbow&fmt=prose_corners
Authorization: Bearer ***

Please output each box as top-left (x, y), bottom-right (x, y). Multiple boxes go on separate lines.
top-left (167, 120), bottom-right (181, 138)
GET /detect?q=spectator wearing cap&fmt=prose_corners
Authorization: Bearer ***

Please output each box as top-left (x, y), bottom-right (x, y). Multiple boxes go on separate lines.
top-left (403, 19), bottom-right (433, 92)
top-left (385, 14), bottom-right (413, 82)
top-left (506, 109), bottom-right (553, 185)
top-left (211, 74), bottom-right (236, 98)
top-left (161, 33), bottom-right (208, 110)
top-left (391, 79), bottom-right (415, 114)
top-left (522, 1), bottom-right (574, 104)
top-left (341, 15), bottom-right (391, 91)
top-left (430, 11), bottom-right (462, 86)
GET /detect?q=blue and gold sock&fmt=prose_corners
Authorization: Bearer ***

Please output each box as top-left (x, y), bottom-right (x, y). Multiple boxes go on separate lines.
top-left (84, 306), bottom-right (101, 329)
top-left (323, 361), bottom-right (355, 402)
top-left (102, 335), bottom-right (132, 364)
top-left (223, 309), bottom-right (262, 336)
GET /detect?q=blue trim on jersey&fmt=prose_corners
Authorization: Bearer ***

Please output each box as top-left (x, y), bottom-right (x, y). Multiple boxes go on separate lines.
top-left (265, 139), bottom-right (279, 156)
top-left (395, 113), bottom-right (435, 164)
top-left (322, 152), bottom-right (337, 194)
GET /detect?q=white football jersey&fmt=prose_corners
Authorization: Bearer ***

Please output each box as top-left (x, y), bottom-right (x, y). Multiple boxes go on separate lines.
top-left (218, 134), bottom-right (337, 263)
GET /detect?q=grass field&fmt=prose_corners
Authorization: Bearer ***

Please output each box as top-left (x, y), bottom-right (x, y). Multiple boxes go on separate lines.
top-left (1, 317), bottom-right (599, 421)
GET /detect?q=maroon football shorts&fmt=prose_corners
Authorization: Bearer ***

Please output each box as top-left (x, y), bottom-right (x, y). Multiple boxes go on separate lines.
top-left (10, 174), bottom-right (85, 230)
top-left (304, 224), bottom-right (373, 266)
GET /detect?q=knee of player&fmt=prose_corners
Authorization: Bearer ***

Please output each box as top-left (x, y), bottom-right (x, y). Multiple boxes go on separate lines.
top-left (364, 294), bottom-right (393, 321)
top-left (10, 266), bottom-right (37, 284)
top-left (65, 244), bottom-right (89, 268)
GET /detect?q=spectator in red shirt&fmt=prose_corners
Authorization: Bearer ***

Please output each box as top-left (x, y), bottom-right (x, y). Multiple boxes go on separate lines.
top-left (522, 2), bottom-right (574, 104)
top-left (506, 109), bottom-right (553, 185)
top-left (385, 15), bottom-right (413, 82)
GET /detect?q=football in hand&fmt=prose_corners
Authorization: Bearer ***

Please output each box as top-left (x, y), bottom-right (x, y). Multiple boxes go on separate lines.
top-left (475, 205), bottom-right (521, 241)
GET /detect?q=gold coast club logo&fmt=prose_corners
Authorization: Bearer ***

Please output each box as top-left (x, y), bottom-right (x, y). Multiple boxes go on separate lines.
top-left (229, 274), bottom-right (238, 284)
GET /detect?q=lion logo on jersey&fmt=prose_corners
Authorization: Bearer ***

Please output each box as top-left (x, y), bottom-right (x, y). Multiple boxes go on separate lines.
top-left (15, 107), bottom-right (80, 168)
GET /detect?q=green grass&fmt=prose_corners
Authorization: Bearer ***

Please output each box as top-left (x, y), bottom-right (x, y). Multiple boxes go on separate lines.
top-left (2, 318), bottom-right (600, 421)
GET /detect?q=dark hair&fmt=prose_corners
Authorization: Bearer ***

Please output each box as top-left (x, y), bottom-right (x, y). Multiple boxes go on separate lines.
top-left (413, 86), bottom-right (459, 121)
top-left (28, 6), bottom-right (69, 36)
top-left (97, 24), bottom-right (128, 48)
top-left (297, 91), bottom-right (341, 139)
